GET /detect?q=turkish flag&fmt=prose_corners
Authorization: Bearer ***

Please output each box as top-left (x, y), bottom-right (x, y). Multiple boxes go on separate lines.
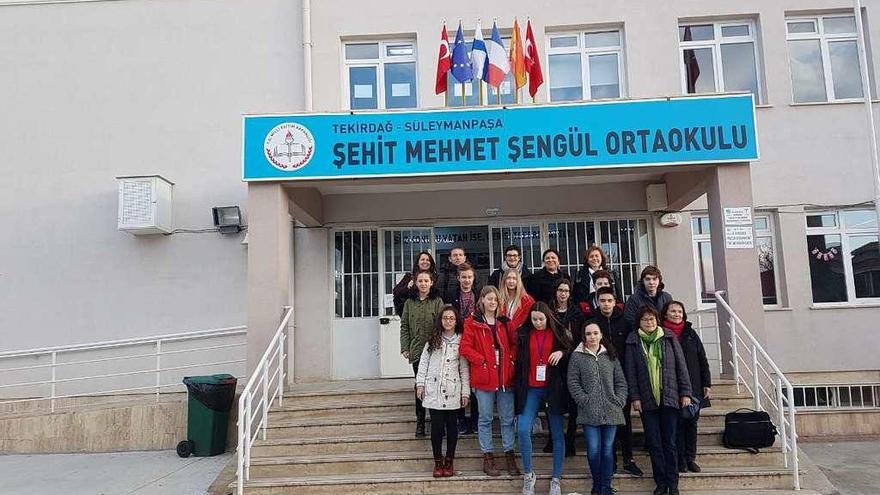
top-left (524, 20), bottom-right (544, 98)
top-left (435, 24), bottom-right (451, 95)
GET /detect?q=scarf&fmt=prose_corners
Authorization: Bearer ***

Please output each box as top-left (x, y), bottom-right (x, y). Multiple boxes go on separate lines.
top-left (664, 319), bottom-right (685, 340)
top-left (638, 327), bottom-right (664, 405)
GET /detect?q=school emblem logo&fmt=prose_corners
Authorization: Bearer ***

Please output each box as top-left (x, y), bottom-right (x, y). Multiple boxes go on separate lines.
top-left (264, 122), bottom-right (315, 171)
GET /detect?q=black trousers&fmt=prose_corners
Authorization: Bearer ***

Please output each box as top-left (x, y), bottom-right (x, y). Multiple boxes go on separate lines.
top-left (614, 400), bottom-right (634, 462)
top-left (678, 412), bottom-right (700, 463)
top-left (641, 406), bottom-right (680, 489)
top-left (412, 361), bottom-right (425, 421)
top-left (429, 408), bottom-right (459, 459)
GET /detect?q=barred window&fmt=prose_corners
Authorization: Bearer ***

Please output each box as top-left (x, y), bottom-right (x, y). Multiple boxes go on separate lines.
top-left (334, 230), bottom-right (380, 318)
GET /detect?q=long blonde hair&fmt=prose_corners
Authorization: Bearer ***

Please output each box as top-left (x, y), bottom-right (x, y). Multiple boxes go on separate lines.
top-left (498, 269), bottom-right (526, 316)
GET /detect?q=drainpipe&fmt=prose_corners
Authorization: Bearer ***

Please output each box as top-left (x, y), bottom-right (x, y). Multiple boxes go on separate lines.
top-left (853, 0), bottom-right (880, 234)
top-left (302, 0), bottom-right (313, 111)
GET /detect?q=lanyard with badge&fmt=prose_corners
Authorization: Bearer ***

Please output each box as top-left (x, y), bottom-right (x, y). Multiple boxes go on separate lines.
top-left (535, 329), bottom-right (548, 383)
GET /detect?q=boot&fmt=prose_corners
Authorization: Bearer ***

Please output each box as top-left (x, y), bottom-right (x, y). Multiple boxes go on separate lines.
top-left (433, 456), bottom-right (445, 478)
top-left (442, 456), bottom-right (454, 477)
top-left (482, 453), bottom-right (501, 477)
top-left (505, 450), bottom-right (522, 476)
top-left (415, 415), bottom-right (426, 437)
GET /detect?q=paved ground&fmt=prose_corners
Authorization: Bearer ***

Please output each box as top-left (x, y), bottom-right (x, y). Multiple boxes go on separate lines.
top-left (801, 441), bottom-right (880, 495)
top-left (0, 450), bottom-right (232, 495)
top-left (0, 441), bottom-right (875, 495)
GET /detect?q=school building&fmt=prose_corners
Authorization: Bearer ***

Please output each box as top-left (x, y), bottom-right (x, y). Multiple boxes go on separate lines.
top-left (2, 0), bottom-right (879, 469)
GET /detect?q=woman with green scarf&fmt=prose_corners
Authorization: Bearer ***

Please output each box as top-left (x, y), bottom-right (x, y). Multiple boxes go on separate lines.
top-left (624, 306), bottom-right (692, 495)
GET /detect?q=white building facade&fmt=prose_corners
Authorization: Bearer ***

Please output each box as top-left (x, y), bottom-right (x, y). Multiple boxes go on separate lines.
top-left (3, 0), bottom-right (880, 414)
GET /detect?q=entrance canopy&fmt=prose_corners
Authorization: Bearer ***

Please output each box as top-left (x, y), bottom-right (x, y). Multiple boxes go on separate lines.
top-left (243, 94), bottom-right (757, 182)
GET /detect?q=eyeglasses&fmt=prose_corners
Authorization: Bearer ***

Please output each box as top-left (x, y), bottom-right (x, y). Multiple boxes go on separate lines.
top-left (557, 288), bottom-right (570, 292)
top-left (505, 253), bottom-right (520, 258)
top-left (441, 316), bottom-right (457, 321)
top-left (640, 317), bottom-right (656, 322)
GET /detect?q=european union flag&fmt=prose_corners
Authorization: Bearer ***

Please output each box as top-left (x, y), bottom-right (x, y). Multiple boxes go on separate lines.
top-left (450, 22), bottom-right (473, 83)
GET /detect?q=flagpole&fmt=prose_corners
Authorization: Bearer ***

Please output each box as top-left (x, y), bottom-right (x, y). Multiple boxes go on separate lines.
top-left (479, 81), bottom-right (484, 105)
top-left (461, 82), bottom-right (466, 106)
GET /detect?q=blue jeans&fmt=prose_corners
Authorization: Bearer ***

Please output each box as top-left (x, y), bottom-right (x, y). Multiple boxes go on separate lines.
top-left (517, 387), bottom-right (564, 478)
top-left (474, 388), bottom-right (515, 453)
top-left (641, 406), bottom-right (680, 489)
top-left (584, 424), bottom-right (617, 494)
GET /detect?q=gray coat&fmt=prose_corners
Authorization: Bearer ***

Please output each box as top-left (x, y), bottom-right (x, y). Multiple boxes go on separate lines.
top-left (567, 343), bottom-right (628, 426)
top-left (624, 328), bottom-right (692, 411)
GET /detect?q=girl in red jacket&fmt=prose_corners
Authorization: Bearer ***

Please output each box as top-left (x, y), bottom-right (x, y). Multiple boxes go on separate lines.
top-left (460, 285), bottom-right (521, 478)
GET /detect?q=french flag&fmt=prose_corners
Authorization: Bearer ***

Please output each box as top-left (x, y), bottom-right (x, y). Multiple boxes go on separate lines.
top-left (483, 21), bottom-right (510, 88)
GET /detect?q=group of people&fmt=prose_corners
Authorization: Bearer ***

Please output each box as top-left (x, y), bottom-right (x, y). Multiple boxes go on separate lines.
top-left (397, 244), bottom-right (712, 495)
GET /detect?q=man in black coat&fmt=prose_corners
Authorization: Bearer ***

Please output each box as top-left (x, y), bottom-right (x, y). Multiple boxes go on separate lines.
top-left (589, 286), bottom-right (644, 477)
top-left (437, 246), bottom-right (468, 303)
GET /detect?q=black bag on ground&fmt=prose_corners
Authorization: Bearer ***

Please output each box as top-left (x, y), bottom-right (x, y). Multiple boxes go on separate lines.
top-left (722, 408), bottom-right (777, 453)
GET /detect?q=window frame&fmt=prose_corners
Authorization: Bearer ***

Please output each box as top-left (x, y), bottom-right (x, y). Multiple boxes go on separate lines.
top-left (545, 28), bottom-right (627, 102)
top-left (785, 14), bottom-right (864, 104)
top-left (678, 20), bottom-right (765, 103)
top-left (690, 212), bottom-right (781, 309)
top-left (342, 39), bottom-right (418, 110)
top-left (806, 209), bottom-right (880, 305)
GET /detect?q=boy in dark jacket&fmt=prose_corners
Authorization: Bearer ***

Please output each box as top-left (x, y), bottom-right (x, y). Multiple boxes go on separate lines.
top-left (589, 286), bottom-right (644, 477)
top-left (623, 265), bottom-right (673, 331)
top-left (438, 246), bottom-right (468, 303)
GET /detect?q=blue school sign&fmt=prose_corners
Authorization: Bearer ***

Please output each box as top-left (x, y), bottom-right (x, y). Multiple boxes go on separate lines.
top-left (242, 94), bottom-right (757, 181)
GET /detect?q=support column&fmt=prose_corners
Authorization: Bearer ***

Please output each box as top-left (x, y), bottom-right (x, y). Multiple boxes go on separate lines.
top-left (246, 183), bottom-right (292, 373)
top-left (705, 163), bottom-right (765, 378)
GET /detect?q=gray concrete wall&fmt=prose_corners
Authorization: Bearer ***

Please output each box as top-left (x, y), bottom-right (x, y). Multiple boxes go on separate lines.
top-left (0, 0), bottom-right (304, 351)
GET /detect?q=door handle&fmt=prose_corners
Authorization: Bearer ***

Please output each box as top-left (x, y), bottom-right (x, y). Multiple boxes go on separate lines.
top-left (379, 317), bottom-right (390, 325)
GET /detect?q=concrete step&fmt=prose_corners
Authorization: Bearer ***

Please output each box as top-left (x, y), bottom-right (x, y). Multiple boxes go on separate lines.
top-left (248, 447), bottom-right (784, 478)
top-left (239, 467), bottom-right (794, 494)
top-left (253, 426), bottom-right (733, 457)
top-left (268, 397), bottom-right (413, 421)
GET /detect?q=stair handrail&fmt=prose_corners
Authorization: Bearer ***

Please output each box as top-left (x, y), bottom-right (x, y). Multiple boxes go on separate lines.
top-left (236, 306), bottom-right (292, 495)
top-left (715, 290), bottom-right (799, 490)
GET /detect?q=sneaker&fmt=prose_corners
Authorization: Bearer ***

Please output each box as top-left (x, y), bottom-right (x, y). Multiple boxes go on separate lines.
top-left (522, 471), bottom-right (537, 495)
top-left (687, 460), bottom-right (701, 473)
top-left (623, 460), bottom-right (644, 477)
top-left (549, 477), bottom-right (562, 495)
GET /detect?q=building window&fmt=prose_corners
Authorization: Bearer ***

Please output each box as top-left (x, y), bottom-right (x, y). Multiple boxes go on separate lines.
top-left (792, 384), bottom-right (880, 410)
top-left (546, 30), bottom-right (625, 102)
top-left (547, 218), bottom-right (651, 300)
top-left (806, 209), bottom-right (880, 304)
top-left (344, 41), bottom-right (417, 110)
top-left (786, 15), bottom-right (865, 103)
top-left (446, 37), bottom-right (516, 107)
top-left (691, 213), bottom-right (779, 306)
top-left (679, 21), bottom-right (762, 102)
top-left (334, 229), bottom-right (380, 318)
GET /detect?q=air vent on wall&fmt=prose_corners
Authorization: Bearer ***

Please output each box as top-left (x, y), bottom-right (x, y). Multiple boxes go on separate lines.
top-left (116, 175), bottom-right (174, 235)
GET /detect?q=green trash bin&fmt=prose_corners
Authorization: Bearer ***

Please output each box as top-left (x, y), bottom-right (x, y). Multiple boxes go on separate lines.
top-left (177, 374), bottom-right (238, 458)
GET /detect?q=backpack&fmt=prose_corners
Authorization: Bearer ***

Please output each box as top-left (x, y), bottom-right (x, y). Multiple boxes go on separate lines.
top-left (722, 408), bottom-right (778, 454)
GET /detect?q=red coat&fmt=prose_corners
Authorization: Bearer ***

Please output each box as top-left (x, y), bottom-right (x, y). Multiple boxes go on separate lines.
top-left (501, 292), bottom-right (535, 345)
top-left (461, 313), bottom-right (516, 392)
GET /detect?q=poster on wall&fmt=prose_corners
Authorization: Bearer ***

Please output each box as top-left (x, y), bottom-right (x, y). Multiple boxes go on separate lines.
top-left (242, 93), bottom-right (758, 181)
top-left (725, 226), bottom-right (755, 249)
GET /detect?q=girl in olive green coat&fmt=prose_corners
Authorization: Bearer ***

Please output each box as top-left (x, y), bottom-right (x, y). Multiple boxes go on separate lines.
top-left (400, 270), bottom-right (444, 437)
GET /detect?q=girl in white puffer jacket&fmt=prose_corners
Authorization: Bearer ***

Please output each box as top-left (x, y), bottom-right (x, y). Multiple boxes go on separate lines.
top-left (416, 305), bottom-right (471, 478)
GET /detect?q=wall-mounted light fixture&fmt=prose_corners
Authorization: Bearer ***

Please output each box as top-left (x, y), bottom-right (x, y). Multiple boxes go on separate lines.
top-left (212, 206), bottom-right (242, 234)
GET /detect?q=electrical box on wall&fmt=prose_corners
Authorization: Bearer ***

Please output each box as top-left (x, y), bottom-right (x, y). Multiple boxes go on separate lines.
top-left (116, 175), bottom-right (174, 235)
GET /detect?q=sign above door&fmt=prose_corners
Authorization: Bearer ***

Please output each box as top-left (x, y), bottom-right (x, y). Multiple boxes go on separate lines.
top-left (243, 94), bottom-right (757, 181)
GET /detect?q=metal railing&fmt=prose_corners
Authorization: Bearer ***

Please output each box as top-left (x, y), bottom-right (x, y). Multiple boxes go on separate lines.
top-left (715, 290), bottom-right (800, 490)
top-left (0, 325), bottom-right (247, 413)
top-left (237, 306), bottom-right (291, 495)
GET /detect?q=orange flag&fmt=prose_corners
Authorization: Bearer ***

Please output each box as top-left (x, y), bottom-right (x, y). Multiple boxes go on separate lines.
top-left (509, 19), bottom-right (527, 90)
